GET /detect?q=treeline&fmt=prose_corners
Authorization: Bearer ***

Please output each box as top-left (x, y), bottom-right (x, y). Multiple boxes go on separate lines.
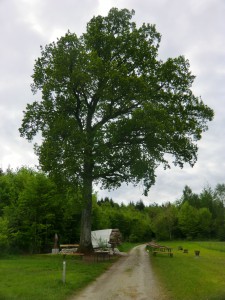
top-left (1, 168), bottom-right (225, 254)
top-left (94, 184), bottom-right (225, 242)
top-left (0, 168), bottom-right (82, 253)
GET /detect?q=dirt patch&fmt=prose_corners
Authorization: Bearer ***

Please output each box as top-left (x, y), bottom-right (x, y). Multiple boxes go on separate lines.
top-left (70, 244), bottom-right (169, 300)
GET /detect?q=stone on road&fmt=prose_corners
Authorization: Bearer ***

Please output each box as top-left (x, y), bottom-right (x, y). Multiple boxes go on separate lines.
top-left (70, 244), bottom-right (168, 300)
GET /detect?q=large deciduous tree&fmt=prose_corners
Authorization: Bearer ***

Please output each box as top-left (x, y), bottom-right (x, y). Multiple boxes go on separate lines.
top-left (19, 8), bottom-right (213, 253)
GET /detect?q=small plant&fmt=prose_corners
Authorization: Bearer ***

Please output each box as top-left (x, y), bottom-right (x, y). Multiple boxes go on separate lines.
top-left (97, 237), bottom-right (108, 250)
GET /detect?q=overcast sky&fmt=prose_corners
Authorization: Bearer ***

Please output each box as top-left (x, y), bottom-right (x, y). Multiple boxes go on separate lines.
top-left (0, 0), bottom-right (224, 205)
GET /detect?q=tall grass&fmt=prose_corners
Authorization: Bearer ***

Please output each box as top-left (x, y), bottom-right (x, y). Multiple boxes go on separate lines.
top-left (150, 241), bottom-right (225, 300)
top-left (0, 254), bottom-right (113, 300)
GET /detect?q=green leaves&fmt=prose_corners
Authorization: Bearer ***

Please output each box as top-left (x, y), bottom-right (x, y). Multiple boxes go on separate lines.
top-left (20, 8), bottom-right (213, 196)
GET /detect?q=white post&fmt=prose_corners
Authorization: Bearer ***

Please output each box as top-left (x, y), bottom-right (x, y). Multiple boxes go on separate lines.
top-left (62, 260), bottom-right (66, 284)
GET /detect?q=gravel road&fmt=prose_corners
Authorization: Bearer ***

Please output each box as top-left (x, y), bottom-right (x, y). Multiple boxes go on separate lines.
top-left (70, 244), bottom-right (169, 300)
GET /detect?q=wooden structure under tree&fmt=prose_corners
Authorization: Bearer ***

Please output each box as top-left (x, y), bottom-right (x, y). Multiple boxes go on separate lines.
top-left (146, 241), bottom-right (173, 257)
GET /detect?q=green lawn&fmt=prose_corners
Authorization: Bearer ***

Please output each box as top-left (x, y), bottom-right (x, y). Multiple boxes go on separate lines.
top-left (0, 243), bottom-right (134, 300)
top-left (118, 242), bottom-right (140, 252)
top-left (2, 242), bottom-right (225, 300)
top-left (149, 241), bottom-right (225, 300)
top-left (0, 254), bottom-right (114, 300)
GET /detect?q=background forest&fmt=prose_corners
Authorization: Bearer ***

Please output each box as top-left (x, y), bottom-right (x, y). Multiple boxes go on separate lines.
top-left (1, 167), bottom-right (225, 254)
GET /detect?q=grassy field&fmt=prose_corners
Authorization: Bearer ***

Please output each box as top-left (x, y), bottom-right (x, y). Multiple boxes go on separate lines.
top-left (0, 243), bottom-right (133, 300)
top-left (2, 242), bottom-right (225, 300)
top-left (149, 241), bottom-right (225, 300)
top-left (0, 254), bottom-right (114, 300)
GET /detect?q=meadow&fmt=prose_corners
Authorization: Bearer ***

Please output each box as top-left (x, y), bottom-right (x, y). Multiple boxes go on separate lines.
top-left (150, 241), bottom-right (225, 300)
top-left (0, 243), bottom-right (138, 300)
top-left (0, 254), bottom-right (114, 300)
top-left (1, 242), bottom-right (225, 299)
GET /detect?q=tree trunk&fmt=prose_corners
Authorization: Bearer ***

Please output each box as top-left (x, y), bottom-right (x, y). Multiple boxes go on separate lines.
top-left (78, 111), bottom-right (95, 254)
top-left (79, 199), bottom-right (93, 254)
top-left (78, 158), bottom-right (94, 254)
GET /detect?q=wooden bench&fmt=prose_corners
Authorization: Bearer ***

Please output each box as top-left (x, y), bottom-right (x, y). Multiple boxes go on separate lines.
top-left (60, 244), bottom-right (80, 253)
top-left (60, 244), bottom-right (84, 259)
top-left (147, 241), bottom-right (173, 257)
top-left (153, 251), bottom-right (173, 257)
top-left (60, 244), bottom-right (79, 249)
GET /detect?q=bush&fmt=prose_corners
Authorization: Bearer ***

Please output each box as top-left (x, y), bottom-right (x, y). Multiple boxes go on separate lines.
top-left (129, 234), bottom-right (139, 242)
top-left (0, 217), bottom-right (9, 253)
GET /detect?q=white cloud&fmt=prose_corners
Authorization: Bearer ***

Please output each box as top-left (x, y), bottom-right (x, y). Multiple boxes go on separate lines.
top-left (97, 0), bottom-right (114, 15)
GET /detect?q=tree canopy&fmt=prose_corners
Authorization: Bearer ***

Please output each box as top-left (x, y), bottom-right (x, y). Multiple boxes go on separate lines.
top-left (19, 8), bottom-right (213, 252)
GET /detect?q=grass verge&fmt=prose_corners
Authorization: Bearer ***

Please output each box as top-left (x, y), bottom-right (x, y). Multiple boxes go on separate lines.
top-left (149, 241), bottom-right (225, 300)
top-left (118, 242), bottom-right (140, 252)
top-left (0, 254), bottom-right (115, 300)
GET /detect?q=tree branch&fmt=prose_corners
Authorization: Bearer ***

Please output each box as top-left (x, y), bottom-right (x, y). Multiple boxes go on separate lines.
top-left (72, 87), bottom-right (83, 131)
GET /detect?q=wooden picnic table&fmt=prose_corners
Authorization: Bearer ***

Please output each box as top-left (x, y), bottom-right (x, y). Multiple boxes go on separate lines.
top-left (146, 242), bottom-right (173, 257)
